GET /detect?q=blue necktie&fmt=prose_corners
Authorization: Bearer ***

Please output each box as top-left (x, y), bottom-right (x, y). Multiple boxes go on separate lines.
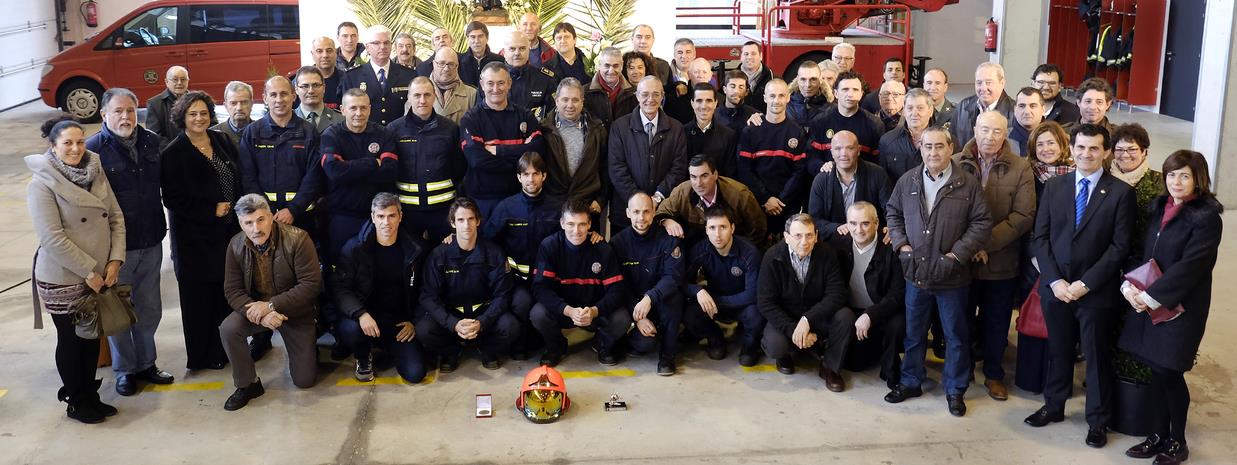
top-left (377, 68), bottom-right (387, 92)
top-left (1075, 177), bottom-right (1090, 227)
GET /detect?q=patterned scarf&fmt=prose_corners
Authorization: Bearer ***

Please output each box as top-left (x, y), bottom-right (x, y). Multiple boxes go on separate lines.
top-left (595, 74), bottom-right (622, 107)
top-left (1033, 160), bottom-right (1074, 184)
top-left (45, 149), bottom-right (99, 189)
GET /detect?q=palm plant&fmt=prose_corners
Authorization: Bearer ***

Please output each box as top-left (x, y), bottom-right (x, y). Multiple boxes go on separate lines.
top-left (505, 0), bottom-right (571, 40)
top-left (567, 0), bottom-right (637, 74)
top-left (348, 0), bottom-right (473, 58)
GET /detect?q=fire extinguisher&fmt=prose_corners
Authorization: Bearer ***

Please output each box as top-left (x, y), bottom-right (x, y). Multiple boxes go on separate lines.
top-left (984, 17), bottom-right (998, 52)
top-left (82, 0), bottom-right (98, 28)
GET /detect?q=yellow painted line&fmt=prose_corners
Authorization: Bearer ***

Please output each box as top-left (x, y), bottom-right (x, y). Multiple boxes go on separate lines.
top-left (336, 371), bottom-right (437, 386)
top-left (143, 381), bottom-right (225, 392)
top-left (559, 368), bottom-right (637, 378)
top-left (0, 389), bottom-right (7, 399)
top-left (743, 364), bottom-right (779, 373)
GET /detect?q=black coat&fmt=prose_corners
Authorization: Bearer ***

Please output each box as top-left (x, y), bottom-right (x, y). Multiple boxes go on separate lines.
top-left (160, 129), bottom-right (242, 282)
top-left (608, 108), bottom-right (688, 203)
top-left (332, 221), bottom-right (426, 323)
top-left (684, 120), bottom-right (738, 178)
top-left (829, 236), bottom-right (905, 326)
top-left (1033, 171), bottom-right (1135, 307)
top-left (757, 241), bottom-right (848, 337)
top-left (807, 160), bottom-right (892, 239)
top-left (1119, 196), bottom-right (1223, 372)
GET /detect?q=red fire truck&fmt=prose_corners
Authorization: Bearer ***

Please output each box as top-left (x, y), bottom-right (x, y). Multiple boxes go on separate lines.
top-left (678, 0), bottom-right (958, 82)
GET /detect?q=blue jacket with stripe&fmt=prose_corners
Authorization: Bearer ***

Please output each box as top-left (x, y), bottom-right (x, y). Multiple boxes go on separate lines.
top-left (319, 122), bottom-right (398, 216)
top-left (532, 232), bottom-right (626, 316)
top-left (388, 112), bottom-right (465, 211)
top-left (483, 191), bottom-right (562, 279)
top-left (236, 114), bottom-right (323, 217)
top-left (460, 101), bottom-right (545, 201)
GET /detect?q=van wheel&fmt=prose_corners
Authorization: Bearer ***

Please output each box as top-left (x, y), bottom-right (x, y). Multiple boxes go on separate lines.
top-left (58, 80), bottom-right (103, 123)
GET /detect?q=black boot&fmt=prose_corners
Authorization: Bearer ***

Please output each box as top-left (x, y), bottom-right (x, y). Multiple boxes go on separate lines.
top-left (88, 379), bottom-right (118, 417)
top-left (60, 387), bottom-right (105, 424)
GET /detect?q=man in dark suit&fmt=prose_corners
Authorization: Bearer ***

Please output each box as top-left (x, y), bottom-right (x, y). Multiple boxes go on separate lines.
top-left (807, 130), bottom-right (891, 241)
top-left (1026, 123), bottom-right (1136, 449)
top-left (608, 76), bottom-right (687, 232)
top-left (341, 25), bottom-right (414, 126)
top-left (145, 65), bottom-right (189, 149)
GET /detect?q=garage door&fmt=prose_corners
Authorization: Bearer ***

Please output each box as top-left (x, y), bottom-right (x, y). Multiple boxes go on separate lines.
top-left (1, 2), bottom-right (60, 111)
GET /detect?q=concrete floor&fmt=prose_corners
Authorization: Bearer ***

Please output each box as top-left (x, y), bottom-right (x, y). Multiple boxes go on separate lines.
top-left (0, 99), bottom-right (1234, 465)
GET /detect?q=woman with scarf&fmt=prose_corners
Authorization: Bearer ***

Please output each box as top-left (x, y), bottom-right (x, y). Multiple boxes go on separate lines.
top-left (27, 116), bottom-right (126, 423)
top-left (1014, 120), bottom-right (1075, 394)
top-left (161, 91), bottom-right (242, 371)
top-left (1110, 123), bottom-right (1165, 253)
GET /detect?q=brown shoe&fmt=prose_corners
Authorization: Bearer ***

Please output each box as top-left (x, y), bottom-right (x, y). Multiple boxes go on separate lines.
top-left (985, 379), bottom-right (1008, 401)
top-left (819, 366), bottom-right (845, 392)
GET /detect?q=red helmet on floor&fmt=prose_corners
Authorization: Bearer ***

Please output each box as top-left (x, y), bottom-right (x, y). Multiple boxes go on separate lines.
top-left (515, 364), bottom-right (570, 423)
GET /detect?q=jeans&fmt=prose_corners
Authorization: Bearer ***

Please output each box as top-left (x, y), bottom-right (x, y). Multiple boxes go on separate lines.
top-left (969, 277), bottom-right (1017, 381)
top-left (902, 283), bottom-right (971, 395)
top-left (108, 245), bottom-right (164, 376)
top-left (337, 317), bottom-right (427, 383)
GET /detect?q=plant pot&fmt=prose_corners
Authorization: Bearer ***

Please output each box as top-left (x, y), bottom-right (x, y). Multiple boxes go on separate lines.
top-left (1112, 378), bottom-right (1155, 436)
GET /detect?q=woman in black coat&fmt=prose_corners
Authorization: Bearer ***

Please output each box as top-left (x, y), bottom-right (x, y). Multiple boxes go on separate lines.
top-left (1118, 150), bottom-right (1223, 465)
top-left (161, 91), bottom-right (242, 370)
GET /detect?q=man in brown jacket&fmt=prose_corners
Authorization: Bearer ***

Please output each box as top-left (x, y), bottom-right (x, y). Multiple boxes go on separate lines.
top-left (884, 126), bottom-right (992, 417)
top-left (656, 155), bottom-right (767, 248)
top-left (953, 111), bottom-right (1036, 401)
top-left (541, 78), bottom-right (606, 212)
top-left (220, 194), bottom-right (323, 411)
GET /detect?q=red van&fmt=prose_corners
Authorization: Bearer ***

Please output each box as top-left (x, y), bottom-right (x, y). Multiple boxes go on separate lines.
top-left (38, 0), bottom-right (300, 122)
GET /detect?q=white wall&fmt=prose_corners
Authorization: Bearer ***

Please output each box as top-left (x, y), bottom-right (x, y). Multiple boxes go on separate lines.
top-left (61, 0), bottom-right (153, 45)
top-left (911, 0), bottom-right (993, 85)
top-left (992, 0), bottom-right (1047, 92)
top-left (1, 1), bottom-right (60, 110)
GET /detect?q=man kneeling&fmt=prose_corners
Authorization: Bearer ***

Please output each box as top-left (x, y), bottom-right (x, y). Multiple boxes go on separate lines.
top-left (221, 194), bottom-right (322, 410)
top-left (832, 202), bottom-right (906, 390)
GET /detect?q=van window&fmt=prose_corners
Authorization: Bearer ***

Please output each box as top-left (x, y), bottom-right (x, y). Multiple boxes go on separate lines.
top-left (268, 6), bottom-right (300, 40)
top-left (189, 5), bottom-right (277, 43)
top-left (117, 6), bottom-right (179, 48)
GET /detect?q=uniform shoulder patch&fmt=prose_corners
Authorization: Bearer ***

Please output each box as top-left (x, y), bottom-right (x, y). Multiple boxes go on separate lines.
top-left (671, 246), bottom-right (681, 259)
top-left (591, 262), bottom-right (602, 274)
top-left (730, 266), bottom-right (743, 277)
top-left (540, 67), bottom-right (556, 78)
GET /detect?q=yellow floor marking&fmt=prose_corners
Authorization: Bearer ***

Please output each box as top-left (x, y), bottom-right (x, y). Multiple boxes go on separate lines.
top-left (0, 389), bottom-right (7, 399)
top-left (742, 364), bottom-right (779, 373)
top-left (143, 381), bottom-right (225, 392)
top-left (336, 371), bottom-right (437, 386)
top-left (559, 368), bottom-right (637, 378)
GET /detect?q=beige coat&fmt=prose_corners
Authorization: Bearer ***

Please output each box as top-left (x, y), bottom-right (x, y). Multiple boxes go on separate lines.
top-left (431, 82), bottom-right (478, 125)
top-left (26, 151), bottom-right (126, 285)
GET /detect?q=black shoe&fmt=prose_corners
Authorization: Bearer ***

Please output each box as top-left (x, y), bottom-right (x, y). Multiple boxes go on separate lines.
top-left (249, 334), bottom-right (273, 361)
top-left (510, 349), bottom-right (532, 361)
top-left (657, 358), bottom-right (676, 376)
top-left (597, 349), bottom-right (619, 366)
top-left (1085, 427), bottom-right (1108, 448)
top-left (115, 375), bottom-right (138, 396)
top-left (224, 380), bottom-right (265, 411)
top-left (1023, 406), bottom-right (1065, 427)
top-left (775, 356), bottom-right (795, 375)
top-left (1152, 440), bottom-right (1188, 465)
top-left (330, 343), bottom-right (351, 361)
top-left (884, 384), bottom-right (923, 404)
top-left (207, 361), bottom-right (227, 370)
top-left (1126, 434), bottom-right (1168, 459)
top-left (66, 401), bottom-right (105, 424)
top-left (354, 354), bottom-right (374, 382)
top-left (931, 341), bottom-right (946, 360)
top-left (947, 394), bottom-right (966, 417)
top-left (481, 353), bottom-right (501, 370)
top-left (438, 354), bottom-right (460, 373)
top-left (738, 347), bottom-right (760, 367)
top-left (706, 337), bottom-right (726, 360)
top-left (539, 352), bottom-right (563, 367)
top-left (139, 366), bottom-right (175, 385)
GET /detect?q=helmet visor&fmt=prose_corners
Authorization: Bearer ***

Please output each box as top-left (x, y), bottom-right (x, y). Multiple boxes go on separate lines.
top-left (521, 389), bottom-right (564, 423)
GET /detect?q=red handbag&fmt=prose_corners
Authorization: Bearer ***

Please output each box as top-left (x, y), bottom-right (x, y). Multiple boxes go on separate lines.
top-left (1123, 259), bottom-right (1184, 325)
top-left (1016, 278), bottom-right (1049, 338)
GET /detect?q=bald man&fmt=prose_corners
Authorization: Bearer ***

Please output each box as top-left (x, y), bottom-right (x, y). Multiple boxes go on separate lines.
top-left (342, 25), bottom-right (415, 125)
top-left (427, 47), bottom-right (478, 124)
top-left (516, 13), bottom-right (558, 68)
top-left (415, 28), bottom-right (455, 77)
top-left (611, 192), bottom-right (686, 376)
top-left (737, 79), bottom-right (809, 236)
top-left (309, 36), bottom-right (345, 108)
top-left (952, 111), bottom-right (1035, 402)
top-left (503, 30), bottom-right (558, 118)
top-left (807, 130), bottom-right (892, 240)
top-left (146, 65), bottom-right (189, 148)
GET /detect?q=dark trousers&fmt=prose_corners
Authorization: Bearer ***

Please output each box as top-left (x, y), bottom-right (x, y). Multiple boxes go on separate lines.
top-left (1015, 333), bottom-right (1051, 393)
top-left (681, 301), bottom-right (765, 351)
top-left (336, 317), bottom-right (427, 383)
top-left (844, 311), bottom-right (906, 389)
top-left (1043, 301), bottom-right (1115, 428)
top-left (401, 206), bottom-right (452, 244)
top-left (1147, 360), bottom-right (1190, 443)
top-left (219, 313), bottom-right (318, 389)
top-left (509, 283), bottom-right (539, 353)
top-left (626, 294), bottom-right (685, 360)
top-left (415, 312), bottom-right (521, 359)
top-left (323, 213), bottom-right (369, 327)
top-left (761, 307), bottom-right (855, 372)
top-left (475, 197), bottom-right (503, 222)
top-left (51, 313), bottom-right (100, 403)
top-left (178, 279), bottom-right (230, 369)
top-left (969, 277), bottom-right (1018, 381)
top-left (903, 284), bottom-right (971, 395)
top-left (530, 303), bottom-right (632, 356)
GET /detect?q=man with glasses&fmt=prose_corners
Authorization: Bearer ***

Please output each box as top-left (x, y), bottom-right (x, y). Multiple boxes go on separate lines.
top-left (427, 47), bottom-right (477, 125)
top-left (294, 66), bottom-right (344, 134)
top-left (831, 43), bottom-right (857, 73)
top-left (951, 62), bottom-right (1014, 150)
top-left (415, 28), bottom-right (457, 77)
top-left (1032, 64), bottom-right (1080, 125)
top-left (307, 36), bottom-right (344, 108)
top-left (861, 57), bottom-right (906, 114)
top-left (342, 25), bottom-right (415, 126)
top-left (875, 80), bottom-right (907, 133)
top-left (146, 65), bottom-right (189, 148)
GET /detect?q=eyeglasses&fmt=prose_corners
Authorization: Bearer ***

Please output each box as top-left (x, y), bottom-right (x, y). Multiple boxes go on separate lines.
top-left (1113, 147), bottom-right (1143, 155)
top-left (433, 61), bottom-right (458, 69)
top-left (297, 83), bottom-right (324, 90)
top-left (1034, 80), bottom-right (1060, 87)
top-left (367, 40), bottom-right (392, 47)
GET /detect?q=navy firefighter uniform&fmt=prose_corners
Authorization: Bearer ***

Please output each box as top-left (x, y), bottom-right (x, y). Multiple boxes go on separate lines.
top-left (460, 101), bottom-right (546, 217)
top-left (530, 232), bottom-right (632, 364)
top-left (483, 190), bottom-right (562, 353)
top-left (388, 111), bottom-right (465, 243)
top-left (611, 225), bottom-right (686, 364)
top-left (682, 235), bottom-right (766, 363)
top-left (319, 122), bottom-right (398, 263)
top-left (417, 238), bottom-right (521, 364)
top-left (237, 113), bottom-right (324, 235)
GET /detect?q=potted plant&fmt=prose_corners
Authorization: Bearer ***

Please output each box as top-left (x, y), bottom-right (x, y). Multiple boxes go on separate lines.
top-left (1111, 348), bottom-right (1154, 436)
